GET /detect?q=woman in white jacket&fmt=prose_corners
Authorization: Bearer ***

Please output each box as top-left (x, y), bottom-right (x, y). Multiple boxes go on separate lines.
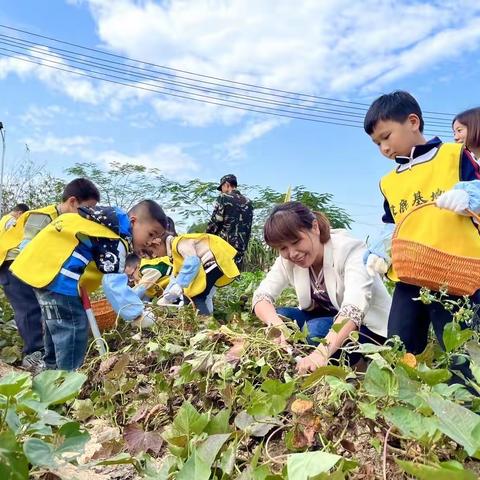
top-left (252, 202), bottom-right (392, 374)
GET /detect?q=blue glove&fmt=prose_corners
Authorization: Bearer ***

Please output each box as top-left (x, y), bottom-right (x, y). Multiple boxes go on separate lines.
top-left (362, 223), bottom-right (395, 265)
top-left (176, 256), bottom-right (201, 288)
top-left (455, 180), bottom-right (480, 212)
top-left (102, 273), bottom-right (144, 322)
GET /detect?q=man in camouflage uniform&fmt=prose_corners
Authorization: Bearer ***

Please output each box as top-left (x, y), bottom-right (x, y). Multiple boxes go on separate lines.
top-left (207, 174), bottom-right (253, 269)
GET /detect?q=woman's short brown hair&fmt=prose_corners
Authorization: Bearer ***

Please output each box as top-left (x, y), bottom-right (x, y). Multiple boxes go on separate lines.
top-left (264, 201), bottom-right (331, 247)
top-left (453, 107), bottom-right (480, 150)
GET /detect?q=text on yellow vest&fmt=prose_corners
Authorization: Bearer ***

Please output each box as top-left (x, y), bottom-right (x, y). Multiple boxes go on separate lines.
top-left (380, 143), bottom-right (480, 281)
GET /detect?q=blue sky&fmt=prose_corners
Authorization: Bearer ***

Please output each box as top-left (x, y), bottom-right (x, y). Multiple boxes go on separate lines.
top-left (1, 0), bottom-right (480, 238)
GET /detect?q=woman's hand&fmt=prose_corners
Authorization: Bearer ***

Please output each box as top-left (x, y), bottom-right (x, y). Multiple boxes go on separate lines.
top-left (267, 325), bottom-right (292, 353)
top-left (296, 348), bottom-right (328, 374)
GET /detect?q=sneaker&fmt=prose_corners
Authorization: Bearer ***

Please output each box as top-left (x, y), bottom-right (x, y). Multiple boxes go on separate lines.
top-left (22, 351), bottom-right (46, 375)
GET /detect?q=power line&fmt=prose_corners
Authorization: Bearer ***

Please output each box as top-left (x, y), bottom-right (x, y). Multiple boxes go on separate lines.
top-left (0, 23), bottom-right (456, 118)
top-left (0, 32), bottom-right (455, 127)
top-left (0, 36), bottom-right (374, 121)
top-left (0, 27), bottom-right (455, 136)
top-left (0, 51), bottom-right (375, 128)
top-left (0, 48), bottom-right (454, 137)
top-left (0, 34), bottom-right (456, 131)
top-left (0, 49), bottom-right (453, 137)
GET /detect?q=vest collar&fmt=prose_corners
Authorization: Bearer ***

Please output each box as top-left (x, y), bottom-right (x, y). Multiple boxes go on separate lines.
top-left (395, 137), bottom-right (442, 171)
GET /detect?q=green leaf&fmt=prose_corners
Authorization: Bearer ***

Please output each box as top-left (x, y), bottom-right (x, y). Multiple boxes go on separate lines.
top-left (395, 366), bottom-right (422, 406)
top-left (205, 408), bottom-right (231, 435)
top-left (176, 449), bottom-right (211, 480)
top-left (396, 459), bottom-right (477, 479)
top-left (0, 431), bottom-right (29, 480)
top-left (56, 422), bottom-right (90, 459)
top-left (301, 366), bottom-right (348, 389)
top-left (248, 379), bottom-right (295, 417)
top-left (145, 455), bottom-right (176, 480)
top-left (219, 441), bottom-right (237, 476)
top-left (466, 340), bottom-right (480, 364)
top-left (358, 401), bottom-right (377, 420)
top-left (171, 401), bottom-right (210, 437)
top-left (23, 438), bottom-right (55, 467)
top-left (5, 408), bottom-right (21, 434)
top-left (197, 433), bottom-right (230, 465)
top-left (287, 451), bottom-right (342, 479)
top-left (73, 398), bottom-right (95, 421)
top-left (426, 394), bottom-right (480, 456)
top-left (32, 370), bottom-right (87, 406)
top-left (383, 406), bottom-right (438, 442)
top-left (417, 363), bottom-right (452, 386)
top-left (176, 433), bottom-right (231, 480)
top-left (364, 361), bottom-right (398, 397)
top-left (0, 372), bottom-right (31, 397)
top-left (443, 322), bottom-right (473, 353)
top-left (162, 401), bottom-right (210, 456)
top-left (175, 433), bottom-right (230, 480)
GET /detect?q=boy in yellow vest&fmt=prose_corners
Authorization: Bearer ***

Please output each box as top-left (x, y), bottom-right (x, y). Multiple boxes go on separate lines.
top-left (0, 203), bottom-right (29, 232)
top-left (363, 91), bottom-right (480, 363)
top-left (124, 253), bottom-right (173, 300)
top-left (0, 179), bottom-right (99, 373)
top-left (10, 200), bottom-right (167, 371)
top-left (151, 218), bottom-right (240, 314)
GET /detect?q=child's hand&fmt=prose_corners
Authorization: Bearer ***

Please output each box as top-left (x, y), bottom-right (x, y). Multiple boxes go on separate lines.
top-left (164, 283), bottom-right (183, 302)
top-left (436, 189), bottom-right (469, 214)
top-left (365, 253), bottom-right (389, 277)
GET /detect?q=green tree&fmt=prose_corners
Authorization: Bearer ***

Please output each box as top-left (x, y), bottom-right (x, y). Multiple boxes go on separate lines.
top-left (2, 158), bottom-right (65, 212)
top-left (65, 161), bottom-right (166, 210)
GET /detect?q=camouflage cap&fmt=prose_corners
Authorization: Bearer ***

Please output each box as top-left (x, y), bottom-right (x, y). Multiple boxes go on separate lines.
top-left (217, 174), bottom-right (237, 191)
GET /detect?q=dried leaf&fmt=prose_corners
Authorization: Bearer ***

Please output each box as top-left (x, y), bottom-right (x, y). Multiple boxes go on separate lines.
top-left (123, 423), bottom-right (163, 455)
top-left (292, 428), bottom-right (309, 449)
top-left (291, 399), bottom-right (314, 415)
top-left (340, 438), bottom-right (356, 452)
top-left (107, 353), bottom-right (131, 379)
top-left (98, 355), bottom-right (118, 376)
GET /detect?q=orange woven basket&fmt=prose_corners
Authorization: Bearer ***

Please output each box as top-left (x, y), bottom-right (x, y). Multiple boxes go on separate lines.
top-left (90, 298), bottom-right (117, 331)
top-left (391, 202), bottom-right (480, 296)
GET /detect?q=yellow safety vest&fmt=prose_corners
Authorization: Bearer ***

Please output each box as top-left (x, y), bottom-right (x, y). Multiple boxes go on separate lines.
top-left (140, 256), bottom-right (173, 298)
top-left (171, 233), bottom-right (240, 297)
top-left (380, 143), bottom-right (463, 224)
top-left (0, 205), bottom-right (59, 267)
top-left (11, 213), bottom-right (129, 293)
top-left (0, 214), bottom-right (13, 231)
top-left (380, 143), bottom-right (480, 280)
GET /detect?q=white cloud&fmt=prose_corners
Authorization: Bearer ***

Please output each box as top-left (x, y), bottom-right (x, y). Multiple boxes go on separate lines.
top-left (3, 0), bottom-right (480, 142)
top-left (19, 105), bottom-right (66, 129)
top-left (222, 118), bottom-right (285, 161)
top-left (84, 0), bottom-right (480, 100)
top-left (97, 144), bottom-right (199, 178)
top-left (23, 133), bottom-right (111, 156)
top-left (20, 131), bottom-right (198, 178)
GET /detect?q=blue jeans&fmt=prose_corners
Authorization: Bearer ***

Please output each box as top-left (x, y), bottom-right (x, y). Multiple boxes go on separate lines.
top-left (276, 307), bottom-right (334, 345)
top-left (0, 262), bottom-right (44, 355)
top-left (191, 266), bottom-right (224, 315)
top-left (35, 290), bottom-right (89, 371)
